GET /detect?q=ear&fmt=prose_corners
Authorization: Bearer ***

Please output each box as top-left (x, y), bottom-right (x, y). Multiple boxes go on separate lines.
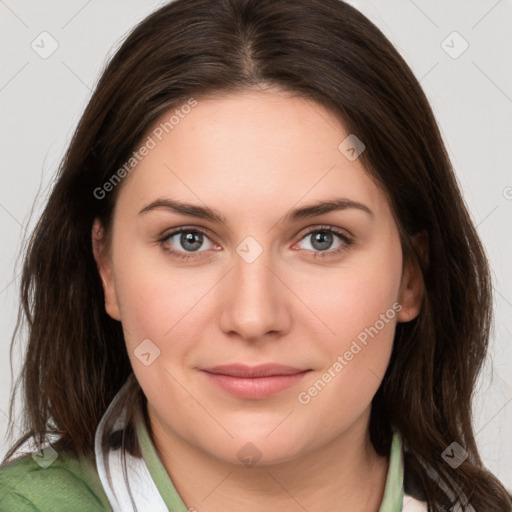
top-left (92, 218), bottom-right (121, 321)
top-left (397, 231), bottom-right (428, 323)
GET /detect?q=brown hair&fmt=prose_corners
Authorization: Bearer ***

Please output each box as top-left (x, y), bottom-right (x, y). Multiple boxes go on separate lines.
top-left (4, 0), bottom-right (511, 510)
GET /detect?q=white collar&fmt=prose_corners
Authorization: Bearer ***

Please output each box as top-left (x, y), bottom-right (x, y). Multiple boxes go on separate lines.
top-left (95, 377), bottom-right (168, 511)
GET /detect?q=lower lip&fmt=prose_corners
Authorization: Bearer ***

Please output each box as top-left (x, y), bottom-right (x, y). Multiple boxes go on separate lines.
top-left (202, 371), bottom-right (311, 399)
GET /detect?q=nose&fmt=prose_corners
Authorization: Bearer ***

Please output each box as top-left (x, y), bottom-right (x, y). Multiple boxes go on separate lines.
top-left (218, 242), bottom-right (292, 343)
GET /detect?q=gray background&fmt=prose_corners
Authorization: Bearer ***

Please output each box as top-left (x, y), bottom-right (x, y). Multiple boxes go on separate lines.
top-left (1, 0), bottom-right (511, 490)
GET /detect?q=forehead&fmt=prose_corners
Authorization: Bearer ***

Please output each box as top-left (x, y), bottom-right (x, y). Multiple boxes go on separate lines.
top-left (114, 90), bottom-right (389, 221)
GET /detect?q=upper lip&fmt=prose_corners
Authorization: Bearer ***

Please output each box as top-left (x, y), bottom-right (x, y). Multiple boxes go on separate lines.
top-left (201, 363), bottom-right (310, 378)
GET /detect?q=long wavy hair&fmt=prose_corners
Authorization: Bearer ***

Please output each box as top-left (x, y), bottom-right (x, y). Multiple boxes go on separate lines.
top-left (3, 0), bottom-right (511, 510)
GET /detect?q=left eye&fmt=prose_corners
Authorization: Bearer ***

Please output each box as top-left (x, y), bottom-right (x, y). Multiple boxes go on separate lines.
top-left (295, 228), bottom-right (351, 255)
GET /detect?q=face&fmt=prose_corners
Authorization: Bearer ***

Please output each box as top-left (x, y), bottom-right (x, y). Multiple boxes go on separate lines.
top-left (93, 88), bottom-right (423, 466)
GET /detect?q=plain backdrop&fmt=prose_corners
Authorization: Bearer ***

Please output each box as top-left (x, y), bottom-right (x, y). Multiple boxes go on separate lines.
top-left (1, 0), bottom-right (511, 491)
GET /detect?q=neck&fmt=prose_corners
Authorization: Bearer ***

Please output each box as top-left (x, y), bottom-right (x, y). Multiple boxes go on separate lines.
top-left (148, 406), bottom-right (390, 512)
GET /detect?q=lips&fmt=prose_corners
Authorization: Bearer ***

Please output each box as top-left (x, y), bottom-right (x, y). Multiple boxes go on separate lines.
top-left (200, 363), bottom-right (311, 399)
top-left (202, 363), bottom-right (308, 378)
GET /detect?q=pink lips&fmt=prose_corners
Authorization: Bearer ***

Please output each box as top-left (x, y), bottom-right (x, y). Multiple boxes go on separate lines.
top-left (201, 363), bottom-right (311, 399)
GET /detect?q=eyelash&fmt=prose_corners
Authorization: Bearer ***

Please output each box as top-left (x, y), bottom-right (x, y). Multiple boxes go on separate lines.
top-left (158, 225), bottom-right (354, 262)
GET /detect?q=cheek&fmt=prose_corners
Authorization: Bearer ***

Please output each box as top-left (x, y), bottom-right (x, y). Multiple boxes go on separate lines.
top-left (110, 242), bottom-right (179, 347)
top-left (111, 243), bottom-right (216, 363)
top-left (295, 235), bottom-right (402, 406)
top-left (295, 287), bottom-right (399, 434)
top-left (299, 242), bottom-right (403, 347)
top-left (114, 267), bottom-right (171, 343)
top-left (111, 249), bottom-right (207, 403)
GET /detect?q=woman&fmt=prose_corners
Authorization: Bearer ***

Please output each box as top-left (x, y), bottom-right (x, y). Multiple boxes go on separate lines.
top-left (1, 0), bottom-right (510, 510)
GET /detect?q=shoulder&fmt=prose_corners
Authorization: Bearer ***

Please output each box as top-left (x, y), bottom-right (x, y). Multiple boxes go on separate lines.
top-left (0, 443), bottom-right (112, 512)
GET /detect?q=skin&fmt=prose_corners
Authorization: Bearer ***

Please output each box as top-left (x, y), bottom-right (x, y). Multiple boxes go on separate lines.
top-left (92, 87), bottom-right (425, 512)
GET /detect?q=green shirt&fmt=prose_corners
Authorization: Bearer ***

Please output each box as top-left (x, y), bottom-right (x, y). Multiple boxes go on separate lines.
top-left (0, 418), bottom-right (405, 511)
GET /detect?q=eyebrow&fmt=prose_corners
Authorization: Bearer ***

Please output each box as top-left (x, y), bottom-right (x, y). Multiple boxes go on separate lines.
top-left (138, 197), bottom-right (373, 224)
